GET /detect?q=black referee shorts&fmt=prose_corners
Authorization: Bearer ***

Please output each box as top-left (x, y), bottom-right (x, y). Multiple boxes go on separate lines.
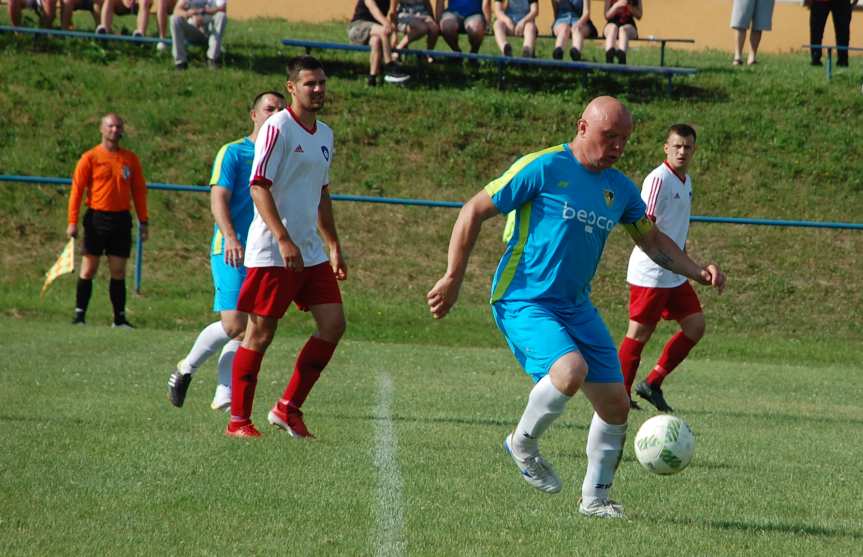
top-left (82, 209), bottom-right (132, 258)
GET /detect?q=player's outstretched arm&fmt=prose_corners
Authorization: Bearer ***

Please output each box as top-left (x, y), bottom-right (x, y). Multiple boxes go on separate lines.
top-left (427, 190), bottom-right (500, 319)
top-left (318, 187), bottom-right (347, 280)
top-left (627, 221), bottom-right (726, 293)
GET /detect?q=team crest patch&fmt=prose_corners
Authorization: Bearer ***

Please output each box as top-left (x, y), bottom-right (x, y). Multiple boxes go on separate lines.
top-left (321, 145), bottom-right (330, 161)
top-left (122, 165), bottom-right (131, 181)
top-left (603, 189), bottom-right (615, 208)
top-left (294, 145), bottom-right (304, 153)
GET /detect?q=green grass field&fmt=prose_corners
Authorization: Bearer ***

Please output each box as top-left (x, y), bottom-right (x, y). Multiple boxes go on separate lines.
top-left (2, 10), bottom-right (863, 556)
top-left (2, 319), bottom-right (862, 556)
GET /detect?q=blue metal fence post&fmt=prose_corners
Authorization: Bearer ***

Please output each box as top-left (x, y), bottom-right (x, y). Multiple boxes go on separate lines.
top-left (135, 221), bottom-right (143, 294)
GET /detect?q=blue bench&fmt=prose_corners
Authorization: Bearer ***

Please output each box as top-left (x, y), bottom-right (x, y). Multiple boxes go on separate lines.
top-left (0, 24), bottom-right (171, 44)
top-left (801, 44), bottom-right (863, 80)
top-left (501, 33), bottom-right (695, 67)
top-left (281, 38), bottom-right (696, 94)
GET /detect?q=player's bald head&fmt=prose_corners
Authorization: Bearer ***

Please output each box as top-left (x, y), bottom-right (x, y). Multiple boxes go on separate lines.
top-left (101, 113), bottom-right (123, 128)
top-left (580, 96), bottom-right (632, 130)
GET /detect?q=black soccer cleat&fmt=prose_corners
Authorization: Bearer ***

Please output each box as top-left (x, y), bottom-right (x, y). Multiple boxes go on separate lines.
top-left (629, 397), bottom-right (642, 411)
top-left (71, 313), bottom-right (86, 325)
top-left (635, 380), bottom-right (674, 413)
top-left (168, 364), bottom-right (193, 408)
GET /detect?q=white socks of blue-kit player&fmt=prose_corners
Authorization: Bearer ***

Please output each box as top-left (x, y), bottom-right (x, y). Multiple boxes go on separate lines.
top-left (581, 412), bottom-right (627, 504)
top-left (512, 375), bottom-right (571, 457)
top-left (216, 339), bottom-right (241, 387)
top-left (182, 321), bottom-right (233, 374)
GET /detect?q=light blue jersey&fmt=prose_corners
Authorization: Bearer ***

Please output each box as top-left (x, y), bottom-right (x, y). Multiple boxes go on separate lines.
top-left (486, 143), bottom-right (646, 306)
top-left (208, 137), bottom-right (254, 312)
top-left (209, 137), bottom-right (255, 256)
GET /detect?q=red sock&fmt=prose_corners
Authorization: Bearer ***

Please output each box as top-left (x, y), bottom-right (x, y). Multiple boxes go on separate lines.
top-left (618, 336), bottom-right (645, 395)
top-left (646, 331), bottom-right (698, 388)
top-left (280, 336), bottom-right (337, 410)
top-left (230, 346), bottom-right (264, 422)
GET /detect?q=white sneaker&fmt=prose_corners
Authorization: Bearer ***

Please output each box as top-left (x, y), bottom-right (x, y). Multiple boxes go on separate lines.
top-left (578, 497), bottom-right (625, 519)
top-left (210, 384), bottom-right (231, 412)
top-left (503, 433), bottom-right (561, 493)
top-left (156, 41), bottom-right (167, 53)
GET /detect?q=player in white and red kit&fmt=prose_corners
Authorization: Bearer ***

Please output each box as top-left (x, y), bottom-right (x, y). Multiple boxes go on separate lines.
top-left (618, 124), bottom-right (724, 413)
top-left (226, 56), bottom-right (348, 438)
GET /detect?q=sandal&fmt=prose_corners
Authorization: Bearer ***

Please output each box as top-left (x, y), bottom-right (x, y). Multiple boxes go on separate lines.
top-left (732, 58), bottom-right (743, 65)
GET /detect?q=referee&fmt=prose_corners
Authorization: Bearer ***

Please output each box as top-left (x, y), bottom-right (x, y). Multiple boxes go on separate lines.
top-left (67, 113), bottom-right (149, 328)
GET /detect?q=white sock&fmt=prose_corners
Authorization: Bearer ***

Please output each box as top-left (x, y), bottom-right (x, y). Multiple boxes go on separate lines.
top-left (216, 339), bottom-right (241, 388)
top-left (183, 321), bottom-right (232, 374)
top-left (581, 412), bottom-right (627, 503)
top-left (512, 375), bottom-right (571, 457)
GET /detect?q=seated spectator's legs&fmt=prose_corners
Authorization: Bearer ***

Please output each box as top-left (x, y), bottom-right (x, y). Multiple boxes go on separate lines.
top-left (493, 17), bottom-right (515, 55)
top-left (396, 15), bottom-right (439, 52)
top-left (157, 0), bottom-right (174, 40)
top-left (206, 10), bottom-right (226, 63)
top-left (39, 0), bottom-right (57, 27)
top-left (171, 12), bottom-right (206, 67)
top-left (62, 0), bottom-right (98, 30)
top-left (8, 0), bottom-right (23, 27)
top-left (439, 11), bottom-right (462, 52)
top-left (604, 22), bottom-right (619, 63)
top-left (553, 22), bottom-right (571, 53)
top-left (616, 23), bottom-right (636, 63)
top-left (99, 0), bottom-right (137, 32)
top-left (522, 20), bottom-right (537, 57)
top-left (134, 0), bottom-right (153, 36)
top-left (464, 14), bottom-right (485, 54)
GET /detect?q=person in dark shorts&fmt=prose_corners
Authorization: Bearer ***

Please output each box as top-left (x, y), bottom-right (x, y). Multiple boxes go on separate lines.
top-left (67, 113), bottom-right (149, 328)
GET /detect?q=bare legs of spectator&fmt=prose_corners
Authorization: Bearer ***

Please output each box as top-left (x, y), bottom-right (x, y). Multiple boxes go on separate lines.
top-left (9, 0), bottom-right (56, 28)
top-left (62, 0), bottom-right (99, 30)
top-left (440, 15), bottom-right (462, 52)
top-left (395, 16), bottom-right (439, 62)
top-left (99, 0), bottom-right (152, 35)
top-left (368, 24), bottom-right (396, 78)
top-left (733, 27), bottom-right (760, 65)
top-left (604, 23), bottom-right (618, 63)
top-left (465, 18), bottom-right (484, 55)
top-left (494, 19), bottom-right (537, 57)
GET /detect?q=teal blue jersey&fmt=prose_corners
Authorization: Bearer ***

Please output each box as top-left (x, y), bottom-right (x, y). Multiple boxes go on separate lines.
top-left (486, 143), bottom-right (647, 305)
top-left (209, 138), bottom-right (255, 256)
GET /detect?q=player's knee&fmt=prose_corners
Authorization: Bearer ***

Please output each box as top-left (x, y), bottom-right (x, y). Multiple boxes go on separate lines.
top-left (319, 316), bottom-right (346, 343)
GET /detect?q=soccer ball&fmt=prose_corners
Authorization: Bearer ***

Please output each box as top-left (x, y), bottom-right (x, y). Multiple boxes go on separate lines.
top-left (634, 415), bottom-right (695, 475)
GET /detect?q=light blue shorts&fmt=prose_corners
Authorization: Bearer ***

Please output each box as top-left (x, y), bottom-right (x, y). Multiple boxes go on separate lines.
top-left (211, 254), bottom-right (246, 312)
top-left (491, 300), bottom-right (622, 384)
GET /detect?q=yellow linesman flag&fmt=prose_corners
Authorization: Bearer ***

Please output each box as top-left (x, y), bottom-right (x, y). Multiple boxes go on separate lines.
top-left (41, 238), bottom-right (75, 298)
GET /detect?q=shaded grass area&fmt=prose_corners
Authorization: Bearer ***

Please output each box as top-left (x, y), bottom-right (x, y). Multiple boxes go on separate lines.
top-left (1, 16), bottom-right (862, 349)
top-left (1, 319), bottom-right (862, 556)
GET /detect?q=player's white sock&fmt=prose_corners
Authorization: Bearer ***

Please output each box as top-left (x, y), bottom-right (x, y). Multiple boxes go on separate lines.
top-left (183, 321), bottom-right (232, 374)
top-left (581, 412), bottom-right (627, 504)
top-left (512, 375), bottom-right (571, 458)
top-left (217, 339), bottom-right (241, 387)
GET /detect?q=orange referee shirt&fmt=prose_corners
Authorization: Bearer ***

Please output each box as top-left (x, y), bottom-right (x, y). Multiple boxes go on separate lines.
top-left (67, 144), bottom-right (149, 224)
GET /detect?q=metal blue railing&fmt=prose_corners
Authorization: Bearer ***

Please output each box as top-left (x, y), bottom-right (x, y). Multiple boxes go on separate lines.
top-left (2, 174), bottom-right (861, 292)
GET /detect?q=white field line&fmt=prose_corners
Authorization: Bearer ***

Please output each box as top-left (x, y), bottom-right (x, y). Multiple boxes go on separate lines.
top-left (372, 372), bottom-right (405, 557)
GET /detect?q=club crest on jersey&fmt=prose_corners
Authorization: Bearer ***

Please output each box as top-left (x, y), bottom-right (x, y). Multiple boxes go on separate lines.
top-left (603, 189), bottom-right (615, 208)
top-left (321, 145), bottom-right (330, 161)
top-left (294, 145), bottom-right (304, 153)
top-left (122, 165), bottom-right (131, 181)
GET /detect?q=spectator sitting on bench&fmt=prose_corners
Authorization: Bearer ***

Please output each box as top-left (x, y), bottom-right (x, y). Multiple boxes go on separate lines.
top-left (436, 0), bottom-right (491, 64)
top-left (805, 0), bottom-right (857, 67)
top-left (348, 0), bottom-right (411, 86)
top-left (392, 0), bottom-right (439, 63)
top-left (551, 0), bottom-right (597, 61)
top-left (604, 0), bottom-right (641, 64)
top-left (170, 0), bottom-right (226, 70)
top-left (492, 0), bottom-right (538, 58)
top-left (60, 0), bottom-right (100, 31)
top-left (96, 0), bottom-right (155, 37)
top-left (8, 0), bottom-right (57, 28)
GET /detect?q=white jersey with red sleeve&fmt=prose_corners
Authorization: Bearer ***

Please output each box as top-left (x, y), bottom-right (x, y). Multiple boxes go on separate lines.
top-left (626, 161), bottom-right (692, 288)
top-left (243, 107), bottom-right (334, 269)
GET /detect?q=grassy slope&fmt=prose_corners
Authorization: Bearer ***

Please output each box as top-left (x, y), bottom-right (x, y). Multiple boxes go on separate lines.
top-left (1, 15), bottom-right (862, 357)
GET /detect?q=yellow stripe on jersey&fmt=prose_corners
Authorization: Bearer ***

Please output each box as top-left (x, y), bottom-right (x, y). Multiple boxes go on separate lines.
top-left (491, 201), bottom-right (533, 303)
top-left (483, 144), bottom-right (565, 198)
top-left (623, 215), bottom-right (654, 242)
top-left (209, 138), bottom-right (245, 186)
top-left (212, 229), bottom-right (224, 256)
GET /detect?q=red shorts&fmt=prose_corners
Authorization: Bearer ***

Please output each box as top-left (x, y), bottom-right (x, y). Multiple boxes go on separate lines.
top-left (628, 282), bottom-right (702, 324)
top-left (237, 262), bottom-right (342, 319)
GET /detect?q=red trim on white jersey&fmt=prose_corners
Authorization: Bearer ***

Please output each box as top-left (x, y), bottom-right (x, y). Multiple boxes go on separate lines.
top-left (252, 125), bottom-right (280, 187)
top-left (663, 161), bottom-right (687, 184)
top-left (288, 106), bottom-right (317, 135)
top-left (646, 175), bottom-right (663, 218)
